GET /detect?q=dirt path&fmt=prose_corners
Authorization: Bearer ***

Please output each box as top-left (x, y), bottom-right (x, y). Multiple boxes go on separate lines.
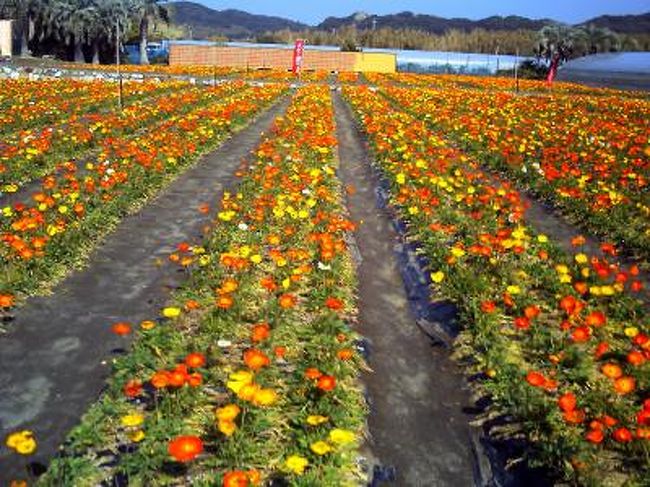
top-left (333, 92), bottom-right (479, 486)
top-left (0, 97), bottom-right (289, 482)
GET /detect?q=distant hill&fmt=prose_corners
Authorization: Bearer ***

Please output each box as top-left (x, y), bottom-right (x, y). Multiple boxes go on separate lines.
top-left (317, 12), bottom-right (555, 34)
top-left (581, 12), bottom-right (650, 33)
top-left (165, 3), bottom-right (650, 40)
top-left (166, 1), bottom-right (308, 39)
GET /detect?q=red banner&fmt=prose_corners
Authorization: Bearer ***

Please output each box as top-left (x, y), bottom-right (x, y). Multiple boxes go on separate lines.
top-left (292, 39), bottom-right (305, 74)
top-left (546, 56), bottom-right (559, 85)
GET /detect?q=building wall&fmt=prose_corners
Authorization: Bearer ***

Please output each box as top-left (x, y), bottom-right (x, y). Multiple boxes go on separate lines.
top-left (0, 20), bottom-right (13, 57)
top-left (169, 44), bottom-right (396, 73)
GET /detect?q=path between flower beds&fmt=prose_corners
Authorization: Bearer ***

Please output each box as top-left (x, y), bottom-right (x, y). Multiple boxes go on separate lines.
top-left (0, 97), bottom-right (290, 482)
top-left (333, 92), bottom-right (479, 485)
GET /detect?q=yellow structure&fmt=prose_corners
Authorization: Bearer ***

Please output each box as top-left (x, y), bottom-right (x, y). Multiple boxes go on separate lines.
top-left (353, 52), bottom-right (395, 73)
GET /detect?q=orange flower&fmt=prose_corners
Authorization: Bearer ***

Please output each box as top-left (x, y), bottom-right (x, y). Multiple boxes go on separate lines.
top-left (523, 305), bottom-right (541, 319)
top-left (168, 435), bottom-right (203, 462)
top-left (216, 294), bottom-right (234, 309)
top-left (614, 376), bottom-right (636, 395)
top-left (185, 352), bottom-right (206, 368)
top-left (612, 427), bottom-right (633, 443)
top-left (304, 367), bottom-right (322, 379)
top-left (151, 370), bottom-right (170, 389)
top-left (278, 293), bottom-right (297, 309)
top-left (585, 311), bottom-right (606, 327)
top-left (274, 346), bottom-right (287, 358)
top-left (558, 392), bottom-right (577, 412)
top-left (111, 322), bottom-right (132, 336)
top-left (526, 371), bottom-right (545, 387)
top-left (251, 323), bottom-right (271, 342)
top-left (218, 278), bottom-right (239, 295)
top-left (243, 349), bottom-right (270, 371)
top-left (480, 301), bottom-right (496, 313)
top-left (601, 363), bottom-right (623, 379)
top-left (563, 409), bottom-right (585, 424)
top-left (316, 375), bottom-right (336, 391)
top-left (627, 350), bottom-right (645, 366)
top-left (0, 293), bottom-right (15, 308)
top-left (184, 299), bottom-right (201, 311)
top-left (325, 296), bottom-right (344, 311)
top-left (123, 379), bottom-right (143, 398)
top-left (571, 326), bottom-right (591, 343)
top-left (337, 349), bottom-right (353, 360)
top-left (585, 429), bottom-right (604, 444)
top-left (223, 470), bottom-right (249, 487)
top-left (571, 235), bottom-right (586, 247)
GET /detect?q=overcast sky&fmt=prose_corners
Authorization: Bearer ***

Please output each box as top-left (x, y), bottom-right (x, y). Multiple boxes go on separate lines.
top-left (195, 0), bottom-right (649, 25)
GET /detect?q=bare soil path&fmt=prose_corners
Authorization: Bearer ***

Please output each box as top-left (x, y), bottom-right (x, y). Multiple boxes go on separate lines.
top-left (333, 91), bottom-right (479, 486)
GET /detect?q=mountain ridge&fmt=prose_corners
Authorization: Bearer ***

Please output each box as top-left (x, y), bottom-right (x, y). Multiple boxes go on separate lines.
top-left (166, 2), bottom-right (650, 40)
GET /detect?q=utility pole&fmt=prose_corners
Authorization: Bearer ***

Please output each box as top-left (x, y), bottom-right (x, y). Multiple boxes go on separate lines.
top-left (514, 48), bottom-right (520, 93)
top-left (116, 19), bottom-right (123, 110)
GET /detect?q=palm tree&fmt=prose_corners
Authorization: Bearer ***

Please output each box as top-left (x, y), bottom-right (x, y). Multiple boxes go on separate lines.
top-left (579, 24), bottom-right (621, 55)
top-left (536, 24), bottom-right (587, 65)
top-left (15, 0), bottom-right (40, 56)
top-left (131, 0), bottom-right (168, 65)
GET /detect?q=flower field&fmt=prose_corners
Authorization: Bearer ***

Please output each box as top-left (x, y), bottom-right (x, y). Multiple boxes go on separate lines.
top-left (0, 79), bottom-right (286, 309)
top-left (376, 80), bottom-right (650, 259)
top-left (0, 71), bottom-right (648, 486)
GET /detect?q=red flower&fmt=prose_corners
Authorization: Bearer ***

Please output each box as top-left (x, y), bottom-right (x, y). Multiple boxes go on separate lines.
top-left (513, 316), bottom-right (531, 330)
top-left (325, 296), bottom-right (344, 311)
top-left (585, 311), bottom-right (606, 327)
top-left (168, 435), bottom-right (203, 462)
top-left (526, 371), bottom-right (545, 387)
top-left (585, 429), bottom-right (604, 444)
top-left (612, 427), bottom-right (633, 443)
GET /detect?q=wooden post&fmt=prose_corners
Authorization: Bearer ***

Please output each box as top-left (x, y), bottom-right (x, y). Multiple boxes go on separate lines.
top-left (514, 49), bottom-right (520, 93)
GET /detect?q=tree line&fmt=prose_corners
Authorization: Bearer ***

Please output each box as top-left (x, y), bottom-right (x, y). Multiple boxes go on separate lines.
top-left (6, 0), bottom-right (167, 64)
top-left (256, 24), bottom-right (650, 57)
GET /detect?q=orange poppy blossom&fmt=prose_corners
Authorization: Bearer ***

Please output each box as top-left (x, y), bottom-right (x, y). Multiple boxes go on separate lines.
top-left (168, 435), bottom-right (203, 462)
top-left (111, 322), bottom-right (132, 336)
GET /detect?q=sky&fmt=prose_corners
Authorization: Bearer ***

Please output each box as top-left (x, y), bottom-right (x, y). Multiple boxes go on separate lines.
top-left (196, 0), bottom-right (650, 25)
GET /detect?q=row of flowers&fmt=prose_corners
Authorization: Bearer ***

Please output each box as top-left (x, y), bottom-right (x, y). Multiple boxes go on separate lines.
top-left (0, 79), bottom-right (198, 191)
top-left (377, 83), bottom-right (650, 260)
top-left (58, 62), bottom-right (332, 83)
top-left (343, 85), bottom-right (648, 485)
top-left (364, 72), bottom-right (644, 97)
top-left (37, 85), bottom-right (366, 485)
top-left (0, 81), bottom-right (285, 313)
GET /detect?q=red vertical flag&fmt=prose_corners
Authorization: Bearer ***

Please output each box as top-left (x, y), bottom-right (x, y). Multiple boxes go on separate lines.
top-left (546, 55), bottom-right (560, 85)
top-left (292, 39), bottom-right (305, 74)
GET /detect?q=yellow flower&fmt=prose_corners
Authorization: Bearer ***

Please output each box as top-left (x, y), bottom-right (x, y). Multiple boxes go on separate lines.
top-left (310, 441), bottom-right (333, 455)
top-left (451, 247), bottom-right (465, 258)
top-left (162, 307), bottom-right (181, 318)
top-left (120, 413), bottom-right (144, 428)
top-left (216, 404), bottom-right (241, 422)
top-left (624, 327), bottom-right (639, 337)
top-left (574, 253), bottom-right (588, 264)
top-left (128, 430), bottom-right (145, 443)
top-left (6, 431), bottom-right (37, 455)
top-left (250, 254), bottom-right (262, 264)
top-left (252, 388), bottom-right (278, 407)
top-left (430, 271), bottom-right (445, 283)
top-left (601, 286), bottom-right (615, 296)
top-left (506, 285), bottom-right (521, 295)
top-left (306, 415), bottom-right (329, 426)
top-left (218, 420), bottom-right (237, 437)
top-left (555, 265), bottom-right (569, 275)
top-left (285, 455), bottom-right (309, 475)
top-left (536, 234), bottom-right (548, 243)
top-left (328, 428), bottom-right (356, 445)
top-left (396, 173), bottom-right (406, 185)
top-left (227, 370), bottom-right (254, 394)
top-left (218, 210), bottom-right (236, 221)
